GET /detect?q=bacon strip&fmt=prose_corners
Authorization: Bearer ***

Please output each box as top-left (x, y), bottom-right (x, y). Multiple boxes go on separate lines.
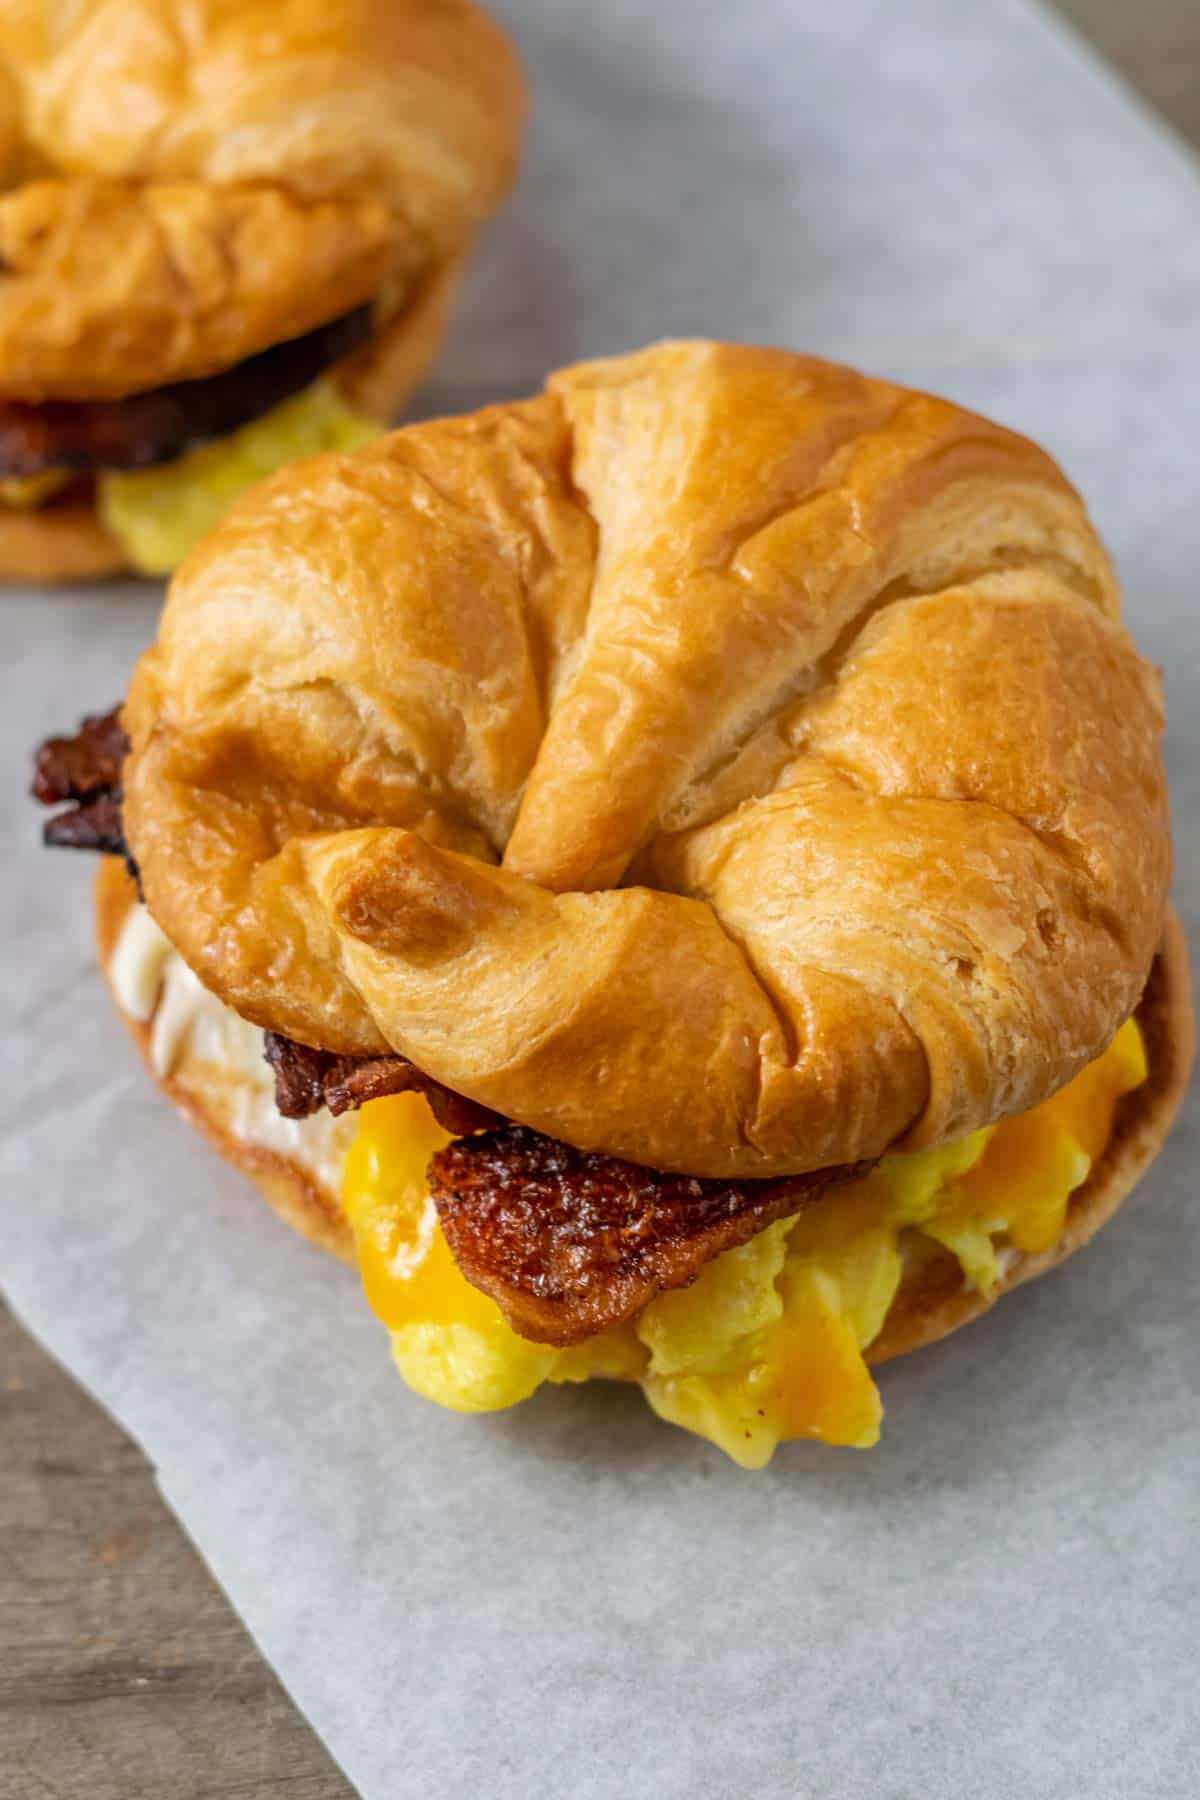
top-left (262, 1031), bottom-right (500, 1135)
top-left (261, 1032), bottom-right (329, 1117)
top-left (32, 707), bottom-right (127, 803)
top-left (0, 305), bottom-right (373, 480)
top-left (32, 706), bottom-right (133, 863)
top-left (429, 1127), bottom-right (870, 1346)
top-left (43, 789), bottom-right (126, 855)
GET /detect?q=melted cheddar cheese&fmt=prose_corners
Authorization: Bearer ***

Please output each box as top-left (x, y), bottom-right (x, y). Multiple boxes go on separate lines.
top-left (341, 1021), bottom-right (1147, 1466)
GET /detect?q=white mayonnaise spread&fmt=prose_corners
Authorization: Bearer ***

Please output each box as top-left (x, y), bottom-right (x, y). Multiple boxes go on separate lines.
top-left (109, 903), bottom-right (354, 1195)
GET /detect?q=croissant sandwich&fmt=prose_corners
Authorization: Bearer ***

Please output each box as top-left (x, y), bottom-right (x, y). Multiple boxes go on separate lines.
top-left (0, 0), bottom-right (523, 581)
top-left (34, 341), bottom-right (1192, 1466)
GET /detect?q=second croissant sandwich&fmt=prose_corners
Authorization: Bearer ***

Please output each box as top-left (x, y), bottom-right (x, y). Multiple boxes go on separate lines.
top-left (35, 341), bottom-right (1192, 1465)
top-left (0, 0), bottom-right (523, 580)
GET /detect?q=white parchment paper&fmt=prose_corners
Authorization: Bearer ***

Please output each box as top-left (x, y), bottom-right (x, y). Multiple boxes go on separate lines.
top-left (4, 2), bottom-right (1198, 1794)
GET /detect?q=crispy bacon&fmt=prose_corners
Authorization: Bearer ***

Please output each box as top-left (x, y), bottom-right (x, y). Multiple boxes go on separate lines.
top-left (32, 707), bottom-right (127, 804)
top-left (32, 706), bottom-right (134, 867)
top-left (323, 1057), bottom-right (500, 1133)
top-left (0, 305), bottom-right (373, 480)
top-left (262, 1032), bottom-right (330, 1118)
top-left (262, 1031), bottom-right (501, 1134)
top-left (429, 1127), bottom-right (870, 1346)
top-left (43, 789), bottom-right (126, 855)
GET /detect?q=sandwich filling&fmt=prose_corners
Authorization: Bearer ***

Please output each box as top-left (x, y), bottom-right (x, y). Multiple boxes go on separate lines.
top-left (341, 1024), bottom-right (1145, 1465)
top-left (104, 894), bottom-right (1147, 1468)
top-left (1, 300), bottom-right (392, 572)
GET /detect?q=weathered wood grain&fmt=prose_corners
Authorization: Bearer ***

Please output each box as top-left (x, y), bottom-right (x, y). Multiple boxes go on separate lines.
top-left (0, 1301), bottom-right (354, 1799)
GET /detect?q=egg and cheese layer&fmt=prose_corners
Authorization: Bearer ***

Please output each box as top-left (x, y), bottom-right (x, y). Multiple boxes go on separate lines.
top-left (96, 379), bottom-right (382, 575)
top-left (1, 381), bottom-right (381, 571)
top-left (341, 1021), bottom-right (1146, 1466)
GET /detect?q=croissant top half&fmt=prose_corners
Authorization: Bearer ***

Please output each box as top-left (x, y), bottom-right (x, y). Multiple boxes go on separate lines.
top-left (123, 341), bottom-right (1171, 1179)
top-left (0, 0), bottom-right (524, 399)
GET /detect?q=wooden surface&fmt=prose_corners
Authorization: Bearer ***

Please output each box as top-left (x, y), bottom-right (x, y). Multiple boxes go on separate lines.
top-left (0, 1304), bottom-right (348, 1800)
top-left (1051, 0), bottom-right (1200, 149)
top-left (3, 8), bottom-right (1198, 1798)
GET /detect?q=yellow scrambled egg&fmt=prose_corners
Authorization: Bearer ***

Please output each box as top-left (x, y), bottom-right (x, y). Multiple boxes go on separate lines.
top-left (341, 1021), bottom-right (1146, 1467)
top-left (97, 379), bottom-right (382, 574)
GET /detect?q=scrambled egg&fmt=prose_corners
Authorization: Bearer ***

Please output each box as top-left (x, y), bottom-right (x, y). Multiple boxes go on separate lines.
top-left (97, 380), bottom-right (382, 574)
top-left (341, 1021), bottom-right (1146, 1467)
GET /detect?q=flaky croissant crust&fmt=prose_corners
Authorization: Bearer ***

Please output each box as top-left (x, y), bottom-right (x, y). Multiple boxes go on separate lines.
top-left (0, 0), bottom-right (524, 399)
top-left (0, 254), bottom-right (464, 583)
top-left (123, 342), bottom-right (1171, 1179)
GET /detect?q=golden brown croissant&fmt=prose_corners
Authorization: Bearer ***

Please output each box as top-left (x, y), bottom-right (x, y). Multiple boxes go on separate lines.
top-left (0, 0), bottom-right (524, 578)
top-left (124, 341), bottom-right (1170, 1178)
top-left (42, 341), bottom-right (1188, 1462)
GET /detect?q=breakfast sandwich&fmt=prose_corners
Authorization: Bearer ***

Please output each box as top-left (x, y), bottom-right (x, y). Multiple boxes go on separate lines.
top-left (0, 0), bottom-right (523, 580)
top-left (35, 341), bottom-right (1193, 1465)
